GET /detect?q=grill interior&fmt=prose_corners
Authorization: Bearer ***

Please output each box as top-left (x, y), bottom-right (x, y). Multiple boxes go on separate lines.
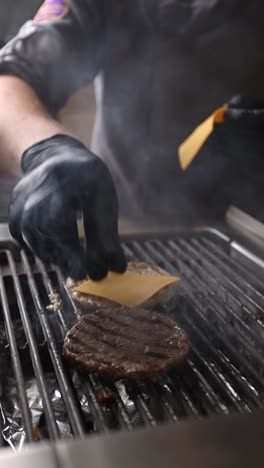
top-left (0, 229), bottom-right (264, 450)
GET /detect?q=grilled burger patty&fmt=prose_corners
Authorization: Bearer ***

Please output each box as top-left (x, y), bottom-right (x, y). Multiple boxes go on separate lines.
top-left (63, 307), bottom-right (189, 380)
top-left (67, 262), bottom-right (176, 317)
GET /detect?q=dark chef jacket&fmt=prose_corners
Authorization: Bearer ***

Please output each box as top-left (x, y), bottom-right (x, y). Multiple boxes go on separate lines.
top-left (0, 0), bottom-right (264, 223)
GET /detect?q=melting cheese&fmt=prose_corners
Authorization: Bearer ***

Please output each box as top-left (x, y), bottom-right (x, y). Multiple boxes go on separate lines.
top-left (75, 271), bottom-right (179, 308)
top-left (178, 106), bottom-right (227, 170)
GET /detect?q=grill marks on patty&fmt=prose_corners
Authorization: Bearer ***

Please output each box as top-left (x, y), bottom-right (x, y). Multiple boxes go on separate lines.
top-left (63, 308), bottom-right (189, 380)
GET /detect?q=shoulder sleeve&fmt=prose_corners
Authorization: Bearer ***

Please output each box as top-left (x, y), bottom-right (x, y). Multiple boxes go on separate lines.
top-left (0, 0), bottom-right (105, 114)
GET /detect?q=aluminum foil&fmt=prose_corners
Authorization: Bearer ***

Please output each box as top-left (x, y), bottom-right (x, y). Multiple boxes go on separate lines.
top-left (1, 364), bottom-right (172, 454)
top-left (0, 374), bottom-right (75, 453)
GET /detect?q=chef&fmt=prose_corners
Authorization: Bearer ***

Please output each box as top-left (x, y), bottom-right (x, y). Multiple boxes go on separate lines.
top-left (0, 0), bottom-right (263, 279)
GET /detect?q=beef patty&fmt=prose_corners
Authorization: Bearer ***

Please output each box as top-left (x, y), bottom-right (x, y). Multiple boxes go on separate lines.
top-left (67, 262), bottom-right (177, 317)
top-left (63, 307), bottom-right (189, 380)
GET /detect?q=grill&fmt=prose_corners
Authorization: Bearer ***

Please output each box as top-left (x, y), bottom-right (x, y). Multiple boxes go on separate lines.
top-left (0, 228), bottom-right (264, 450)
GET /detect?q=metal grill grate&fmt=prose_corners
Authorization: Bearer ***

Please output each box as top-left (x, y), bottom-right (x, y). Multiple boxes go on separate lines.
top-left (0, 229), bottom-right (264, 448)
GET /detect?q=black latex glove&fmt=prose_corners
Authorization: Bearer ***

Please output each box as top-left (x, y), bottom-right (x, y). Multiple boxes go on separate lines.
top-left (185, 94), bottom-right (264, 222)
top-left (9, 135), bottom-right (127, 280)
top-left (225, 95), bottom-right (264, 126)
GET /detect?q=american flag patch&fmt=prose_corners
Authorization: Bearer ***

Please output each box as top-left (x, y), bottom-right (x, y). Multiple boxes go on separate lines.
top-left (34, 0), bottom-right (69, 23)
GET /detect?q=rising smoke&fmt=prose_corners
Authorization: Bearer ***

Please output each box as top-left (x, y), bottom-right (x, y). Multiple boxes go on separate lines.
top-left (2, 0), bottom-right (264, 227)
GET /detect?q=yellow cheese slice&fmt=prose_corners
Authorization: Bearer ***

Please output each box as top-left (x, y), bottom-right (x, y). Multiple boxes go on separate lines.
top-left (75, 271), bottom-right (179, 308)
top-left (178, 106), bottom-right (227, 170)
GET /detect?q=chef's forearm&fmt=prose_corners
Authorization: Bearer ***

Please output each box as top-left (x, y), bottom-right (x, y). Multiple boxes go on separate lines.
top-left (0, 76), bottom-right (71, 175)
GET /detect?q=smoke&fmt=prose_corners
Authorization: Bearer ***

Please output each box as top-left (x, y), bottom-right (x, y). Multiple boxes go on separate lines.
top-left (5, 0), bottom-right (264, 227)
top-left (140, 0), bottom-right (242, 36)
top-left (85, 0), bottom-right (264, 224)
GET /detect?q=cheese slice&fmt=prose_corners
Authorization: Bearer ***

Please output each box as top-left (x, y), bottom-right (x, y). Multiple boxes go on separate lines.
top-left (75, 271), bottom-right (179, 308)
top-left (178, 106), bottom-right (227, 170)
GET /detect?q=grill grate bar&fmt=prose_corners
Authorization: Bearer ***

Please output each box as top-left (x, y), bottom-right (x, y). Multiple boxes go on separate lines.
top-left (81, 375), bottom-right (109, 433)
top-left (0, 409), bottom-right (5, 447)
top-left (7, 251), bottom-right (60, 440)
top-left (57, 271), bottom-right (121, 432)
top-left (56, 268), bottom-right (79, 325)
top-left (108, 383), bottom-right (134, 430)
top-left (89, 373), bottom-right (133, 431)
top-left (153, 383), bottom-right (180, 423)
top-left (190, 346), bottom-right (251, 413)
top-left (125, 240), bottom-right (262, 413)
top-left (200, 237), bottom-right (264, 295)
top-left (150, 240), bottom-right (264, 387)
top-left (20, 252), bottom-right (85, 438)
top-left (139, 382), bottom-right (178, 424)
top-left (170, 240), bottom-right (263, 347)
top-left (185, 291), bottom-right (264, 392)
top-left (194, 238), bottom-right (264, 329)
top-left (166, 377), bottom-right (201, 419)
top-left (34, 259), bottom-right (86, 437)
top-left (1, 230), bottom-right (264, 445)
top-left (128, 385), bottom-right (157, 427)
top-left (36, 261), bottom-right (68, 334)
top-left (179, 239), bottom-right (264, 336)
top-left (0, 258), bottom-right (34, 443)
top-left (126, 240), bottom-right (231, 418)
top-left (185, 359), bottom-right (229, 416)
top-left (187, 321), bottom-right (262, 409)
top-left (56, 273), bottom-right (136, 432)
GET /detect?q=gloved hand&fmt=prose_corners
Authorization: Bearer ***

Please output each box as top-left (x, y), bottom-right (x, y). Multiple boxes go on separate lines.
top-left (9, 135), bottom-right (127, 280)
top-left (186, 95), bottom-right (264, 222)
top-left (226, 95), bottom-right (264, 125)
